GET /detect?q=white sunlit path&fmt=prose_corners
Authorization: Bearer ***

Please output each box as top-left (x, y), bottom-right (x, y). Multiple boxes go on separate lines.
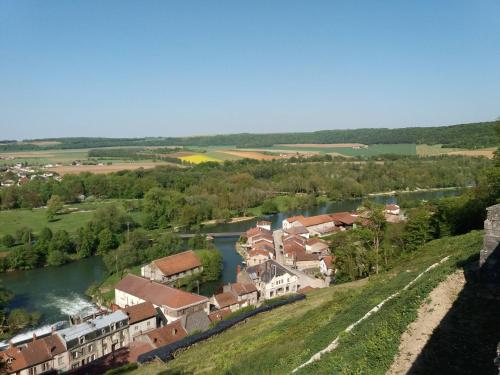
top-left (290, 256), bottom-right (451, 374)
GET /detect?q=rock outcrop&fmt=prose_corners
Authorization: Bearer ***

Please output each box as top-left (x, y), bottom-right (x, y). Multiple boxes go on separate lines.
top-left (480, 204), bottom-right (500, 284)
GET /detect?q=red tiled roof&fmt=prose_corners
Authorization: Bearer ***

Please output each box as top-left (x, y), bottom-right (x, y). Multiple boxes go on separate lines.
top-left (214, 292), bottom-right (238, 308)
top-left (306, 238), bottom-right (328, 245)
top-left (146, 320), bottom-right (188, 348)
top-left (116, 274), bottom-right (208, 309)
top-left (1, 335), bottom-right (65, 373)
top-left (230, 283), bottom-right (257, 295)
top-left (284, 225), bottom-right (309, 235)
top-left (286, 215), bottom-right (305, 223)
top-left (284, 242), bottom-right (305, 254)
top-left (246, 227), bottom-right (272, 238)
top-left (253, 242), bottom-right (275, 253)
top-left (248, 248), bottom-right (272, 258)
top-left (123, 301), bottom-right (157, 324)
top-left (208, 308), bottom-right (231, 322)
top-left (298, 214), bottom-right (334, 227)
top-left (322, 255), bottom-right (335, 269)
top-left (329, 212), bottom-right (357, 225)
top-left (152, 250), bottom-right (202, 277)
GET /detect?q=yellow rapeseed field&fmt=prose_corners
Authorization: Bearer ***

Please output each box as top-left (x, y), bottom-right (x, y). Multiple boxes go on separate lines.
top-left (179, 154), bottom-right (221, 164)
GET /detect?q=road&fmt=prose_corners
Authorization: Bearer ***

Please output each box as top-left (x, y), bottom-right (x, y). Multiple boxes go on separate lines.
top-left (273, 229), bottom-right (327, 289)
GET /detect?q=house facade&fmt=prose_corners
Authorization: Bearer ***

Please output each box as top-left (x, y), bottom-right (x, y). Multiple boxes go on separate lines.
top-left (115, 274), bottom-right (210, 324)
top-left (140, 250), bottom-right (203, 284)
top-left (238, 260), bottom-right (299, 300)
top-left (122, 301), bottom-right (158, 340)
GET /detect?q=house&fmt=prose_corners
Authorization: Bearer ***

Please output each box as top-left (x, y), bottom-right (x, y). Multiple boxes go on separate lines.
top-left (122, 301), bottom-right (158, 340)
top-left (222, 283), bottom-right (258, 306)
top-left (297, 215), bottom-right (336, 236)
top-left (137, 320), bottom-right (188, 348)
top-left (0, 334), bottom-right (67, 375)
top-left (283, 243), bottom-right (321, 271)
top-left (305, 238), bottom-right (330, 255)
top-left (212, 282), bottom-right (258, 312)
top-left (282, 215), bottom-right (305, 230)
top-left (246, 233), bottom-right (274, 248)
top-left (211, 292), bottom-right (240, 311)
top-left (247, 248), bottom-right (273, 267)
top-left (238, 260), bottom-right (299, 300)
top-left (320, 255), bottom-right (335, 276)
top-left (329, 212), bottom-right (358, 229)
top-left (385, 204), bottom-right (400, 215)
top-left (141, 250), bottom-right (203, 284)
top-left (115, 274), bottom-right (210, 325)
top-left (283, 225), bottom-right (309, 238)
top-left (256, 220), bottom-right (272, 231)
top-left (56, 310), bottom-right (130, 372)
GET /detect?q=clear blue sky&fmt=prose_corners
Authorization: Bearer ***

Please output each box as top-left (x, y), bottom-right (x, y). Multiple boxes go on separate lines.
top-left (1, 1), bottom-right (499, 139)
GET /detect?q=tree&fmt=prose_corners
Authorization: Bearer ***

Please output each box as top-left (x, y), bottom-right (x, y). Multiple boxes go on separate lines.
top-left (7, 309), bottom-right (40, 334)
top-left (7, 244), bottom-right (40, 270)
top-left (261, 199), bottom-right (278, 214)
top-left (402, 208), bottom-right (433, 252)
top-left (1, 234), bottom-right (15, 248)
top-left (363, 202), bottom-right (387, 273)
top-left (46, 250), bottom-right (67, 267)
top-left (46, 194), bottom-right (63, 221)
top-left (97, 228), bottom-right (117, 255)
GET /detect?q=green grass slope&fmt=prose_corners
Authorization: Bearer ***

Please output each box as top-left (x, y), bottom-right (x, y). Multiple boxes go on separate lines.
top-left (130, 231), bottom-right (483, 375)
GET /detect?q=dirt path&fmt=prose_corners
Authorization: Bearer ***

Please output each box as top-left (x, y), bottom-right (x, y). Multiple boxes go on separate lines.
top-left (386, 270), bottom-right (465, 375)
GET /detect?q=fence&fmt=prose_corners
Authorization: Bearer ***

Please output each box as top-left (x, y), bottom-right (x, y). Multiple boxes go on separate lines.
top-left (137, 293), bottom-right (306, 363)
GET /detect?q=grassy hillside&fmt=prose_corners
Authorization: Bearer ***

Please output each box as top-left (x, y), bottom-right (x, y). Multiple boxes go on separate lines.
top-left (130, 231), bottom-right (484, 375)
top-left (4, 121), bottom-right (497, 151)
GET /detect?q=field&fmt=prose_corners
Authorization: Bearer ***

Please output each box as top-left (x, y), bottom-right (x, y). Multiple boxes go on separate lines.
top-left (416, 144), bottom-right (496, 159)
top-left (47, 161), bottom-right (177, 175)
top-left (239, 143), bottom-right (417, 157)
top-left (278, 143), bottom-right (368, 148)
top-left (130, 231), bottom-right (485, 375)
top-left (0, 200), bottom-right (143, 240)
top-left (218, 149), bottom-right (283, 160)
top-left (178, 154), bottom-right (221, 164)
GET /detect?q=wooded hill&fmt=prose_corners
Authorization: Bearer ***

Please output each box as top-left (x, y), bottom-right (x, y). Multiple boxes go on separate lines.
top-left (4, 120), bottom-right (498, 151)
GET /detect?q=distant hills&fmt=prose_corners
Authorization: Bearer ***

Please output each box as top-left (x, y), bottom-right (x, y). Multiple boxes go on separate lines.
top-left (3, 120), bottom-right (498, 152)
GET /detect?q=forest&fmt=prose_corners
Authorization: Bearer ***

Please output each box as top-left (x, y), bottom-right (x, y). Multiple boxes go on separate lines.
top-left (2, 120), bottom-right (497, 151)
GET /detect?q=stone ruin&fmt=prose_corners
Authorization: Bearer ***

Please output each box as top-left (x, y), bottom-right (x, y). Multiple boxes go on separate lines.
top-left (480, 204), bottom-right (500, 374)
top-left (480, 204), bottom-right (500, 284)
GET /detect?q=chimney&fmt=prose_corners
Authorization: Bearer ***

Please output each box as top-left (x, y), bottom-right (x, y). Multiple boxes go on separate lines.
top-left (8, 339), bottom-right (14, 349)
top-left (32, 333), bottom-right (36, 342)
top-left (236, 265), bottom-right (241, 275)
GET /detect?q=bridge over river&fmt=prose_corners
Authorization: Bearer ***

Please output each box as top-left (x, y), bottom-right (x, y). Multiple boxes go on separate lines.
top-left (178, 232), bottom-right (244, 239)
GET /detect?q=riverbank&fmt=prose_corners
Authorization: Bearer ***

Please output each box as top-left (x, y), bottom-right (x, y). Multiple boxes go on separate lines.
top-left (202, 216), bottom-right (255, 226)
top-left (368, 186), bottom-right (468, 197)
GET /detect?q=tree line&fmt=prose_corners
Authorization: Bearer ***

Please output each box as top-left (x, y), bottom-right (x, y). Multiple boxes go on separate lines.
top-left (3, 120), bottom-right (497, 151)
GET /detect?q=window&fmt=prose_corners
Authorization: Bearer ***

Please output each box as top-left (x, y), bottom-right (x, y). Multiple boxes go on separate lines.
top-left (101, 329), bottom-right (106, 335)
top-left (58, 357), bottom-right (64, 366)
top-left (88, 344), bottom-right (94, 352)
top-left (90, 354), bottom-right (96, 361)
top-left (79, 336), bottom-right (85, 344)
top-left (72, 363), bottom-right (79, 369)
top-left (135, 325), bottom-right (139, 331)
top-left (41, 362), bottom-right (48, 371)
top-left (72, 351), bottom-right (79, 359)
top-left (146, 321), bottom-right (151, 327)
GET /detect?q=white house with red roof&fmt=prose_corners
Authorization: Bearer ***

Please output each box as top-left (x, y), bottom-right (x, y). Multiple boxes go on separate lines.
top-left (115, 274), bottom-right (209, 324)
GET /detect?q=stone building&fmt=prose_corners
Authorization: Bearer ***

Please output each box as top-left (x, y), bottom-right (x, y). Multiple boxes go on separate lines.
top-left (480, 204), bottom-right (500, 284)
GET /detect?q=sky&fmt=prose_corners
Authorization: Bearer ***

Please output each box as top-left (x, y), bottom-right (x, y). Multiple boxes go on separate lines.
top-left (0, 1), bottom-right (499, 140)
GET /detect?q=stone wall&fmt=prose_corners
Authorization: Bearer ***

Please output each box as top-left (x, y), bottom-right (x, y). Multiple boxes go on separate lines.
top-left (480, 204), bottom-right (500, 284)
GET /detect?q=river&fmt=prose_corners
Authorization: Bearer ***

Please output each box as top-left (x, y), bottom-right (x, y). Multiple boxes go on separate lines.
top-left (0, 189), bottom-right (463, 324)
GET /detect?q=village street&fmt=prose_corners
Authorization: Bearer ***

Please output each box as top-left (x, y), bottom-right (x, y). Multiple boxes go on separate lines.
top-left (272, 229), bottom-right (326, 289)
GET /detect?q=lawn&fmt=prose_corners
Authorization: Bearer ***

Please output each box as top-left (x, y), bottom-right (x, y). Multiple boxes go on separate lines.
top-left (129, 231), bottom-right (483, 375)
top-left (0, 199), bottom-right (143, 239)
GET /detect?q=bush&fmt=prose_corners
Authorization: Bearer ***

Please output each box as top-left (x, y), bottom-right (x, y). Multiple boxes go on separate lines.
top-left (1, 234), bottom-right (15, 248)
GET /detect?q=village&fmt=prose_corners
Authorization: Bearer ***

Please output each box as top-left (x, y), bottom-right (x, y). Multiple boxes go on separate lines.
top-left (0, 204), bottom-right (404, 374)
